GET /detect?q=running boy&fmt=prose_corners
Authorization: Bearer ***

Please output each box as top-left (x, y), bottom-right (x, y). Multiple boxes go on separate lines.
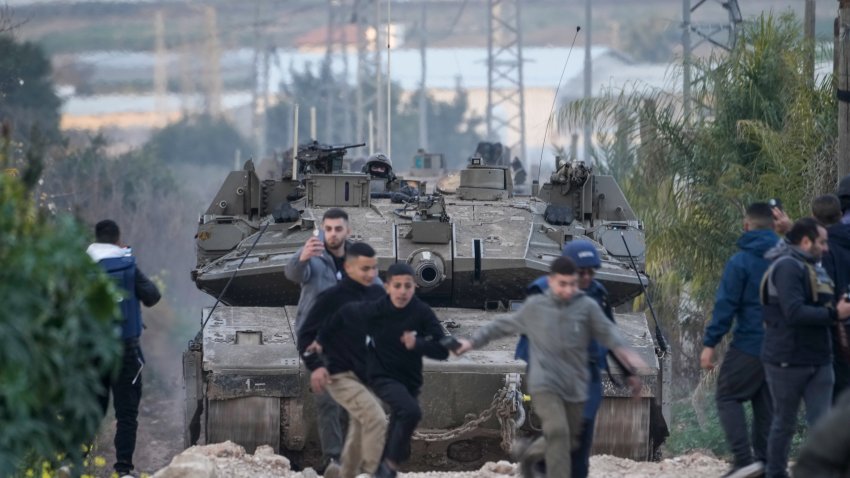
top-left (455, 257), bottom-right (644, 478)
top-left (361, 263), bottom-right (450, 477)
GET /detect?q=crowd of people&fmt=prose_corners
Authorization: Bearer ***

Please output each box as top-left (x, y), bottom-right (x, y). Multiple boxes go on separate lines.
top-left (284, 207), bottom-right (647, 478)
top-left (701, 175), bottom-right (850, 478)
top-left (84, 172), bottom-right (850, 478)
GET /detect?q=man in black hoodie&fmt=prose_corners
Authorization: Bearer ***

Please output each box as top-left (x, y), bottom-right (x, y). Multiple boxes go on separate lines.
top-left (761, 218), bottom-right (850, 478)
top-left (825, 176), bottom-right (850, 401)
top-left (361, 263), bottom-right (449, 476)
top-left (296, 242), bottom-right (387, 478)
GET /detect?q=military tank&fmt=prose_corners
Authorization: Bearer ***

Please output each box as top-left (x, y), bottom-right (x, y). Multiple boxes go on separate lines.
top-left (183, 144), bottom-right (668, 469)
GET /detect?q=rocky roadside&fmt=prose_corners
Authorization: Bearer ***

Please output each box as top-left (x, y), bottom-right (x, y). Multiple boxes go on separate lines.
top-left (152, 442), bottom-right (731, 478)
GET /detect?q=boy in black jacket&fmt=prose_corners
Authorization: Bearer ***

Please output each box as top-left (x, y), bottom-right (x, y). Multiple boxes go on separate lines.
top-left (362, 263), bottom-right (449, 476)
top-left (296, 243), bottom-right (387, 478)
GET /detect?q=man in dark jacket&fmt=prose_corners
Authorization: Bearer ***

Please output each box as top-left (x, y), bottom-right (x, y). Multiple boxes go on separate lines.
top-left (825, 177), bottom-right (850, 401)
top-left (761, 217), bottom-right (850, 478)
top-left (700, 202), bottom-right (777, 478)
top-left (360, 263), bottom-right (450, 477)
top-left (297, 242), bottom-right (387, 478)
top-left (86, 220), bottom-right (161, 477)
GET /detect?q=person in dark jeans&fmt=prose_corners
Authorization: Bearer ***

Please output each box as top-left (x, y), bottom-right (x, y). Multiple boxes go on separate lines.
top-left (822, 182), bottom-right (850, 402)
top-left (760, 217), bottom-right (850, 478)
top-left (86, 220), bottom-right (161, 477)
top-left (359, 263), bottom-right (450, 477)
top-left (700, 202), bottom-right (778, 478)
top-left (517, 240), bottom-right (639, 478)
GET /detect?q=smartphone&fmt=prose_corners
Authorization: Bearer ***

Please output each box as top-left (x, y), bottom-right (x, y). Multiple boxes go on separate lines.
top-left (313, 228), bottom-right (324, 242)
top-left (769, 198), bottom-right (783, 210)
top-left (440, 336), bottom-right (463, 352)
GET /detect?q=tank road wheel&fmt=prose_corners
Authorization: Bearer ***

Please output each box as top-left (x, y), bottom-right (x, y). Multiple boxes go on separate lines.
top-left (206, 396), bottom-right (281, 453)
top-left (279, 397), bottom-right (307, 469)
top-left (182, 348), bottom-right (204, 449)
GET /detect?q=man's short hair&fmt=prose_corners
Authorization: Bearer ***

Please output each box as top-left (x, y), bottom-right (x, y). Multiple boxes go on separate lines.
top-left (811, 194), bottom-right (842, 226)
top-left (322, 208), bottom-right (349, 222)
top-left (386, 263), bottom-right (415, 281)
top-left (549, 256), bottom-right (578, 276)
top-left (95, 219), bottom-right (120, 244)
top-left (786, 217), bottom-right (823, 246)
top-left (745, 202), bottom-right (774, 230)
top-left (346, 242), bottom-right (376, 261)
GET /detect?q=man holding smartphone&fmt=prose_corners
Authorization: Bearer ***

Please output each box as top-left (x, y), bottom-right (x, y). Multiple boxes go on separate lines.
top-left (285, 208), bottom-right (352, 474)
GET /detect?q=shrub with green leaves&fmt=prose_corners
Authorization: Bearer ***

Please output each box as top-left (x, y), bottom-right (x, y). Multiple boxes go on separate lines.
top-left (0, 173), bottom-right (122, 475)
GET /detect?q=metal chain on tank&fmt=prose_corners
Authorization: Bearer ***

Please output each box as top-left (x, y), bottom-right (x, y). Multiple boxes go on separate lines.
top-left (412, 373), bottom-right (525, 452)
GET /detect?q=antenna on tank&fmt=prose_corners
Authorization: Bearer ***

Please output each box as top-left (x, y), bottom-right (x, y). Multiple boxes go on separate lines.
top-left (537, 26), bottom-right (581, 184)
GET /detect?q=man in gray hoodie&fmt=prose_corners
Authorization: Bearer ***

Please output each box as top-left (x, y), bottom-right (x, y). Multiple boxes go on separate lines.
top-left (455, 257), bottom-right (644, 478)
top-left (284, 207), bottom-right (351, 473)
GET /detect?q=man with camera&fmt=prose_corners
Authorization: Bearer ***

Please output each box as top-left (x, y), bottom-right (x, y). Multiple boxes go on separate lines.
top-left (760, 217), bottom-right (850, 478)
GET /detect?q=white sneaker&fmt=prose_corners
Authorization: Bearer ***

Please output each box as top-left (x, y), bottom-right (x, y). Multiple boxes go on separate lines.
top-left (722, 461), bottom-right (764, 478)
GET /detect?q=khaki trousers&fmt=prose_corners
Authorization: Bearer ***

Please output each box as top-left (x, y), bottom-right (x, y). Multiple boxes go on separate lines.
top-left (325, 371), bottom-right (388, 478)
top-left (528, 392), bottom-right (584, 478)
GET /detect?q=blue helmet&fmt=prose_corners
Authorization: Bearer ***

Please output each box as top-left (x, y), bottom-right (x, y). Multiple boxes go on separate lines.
top-left (562, 240), bottom-right (601, 268)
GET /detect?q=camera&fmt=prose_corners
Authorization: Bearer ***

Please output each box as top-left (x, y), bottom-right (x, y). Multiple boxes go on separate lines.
top-left (768, 198), bottom-right (783, 210)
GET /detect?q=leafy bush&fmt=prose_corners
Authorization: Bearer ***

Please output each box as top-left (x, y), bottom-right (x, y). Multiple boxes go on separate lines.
top-left (144, 113), bottom-right (251, 167)
top-left (666, 396), bottom-right (808, 460)
top-left (0, 171), bottom-right (122, 474)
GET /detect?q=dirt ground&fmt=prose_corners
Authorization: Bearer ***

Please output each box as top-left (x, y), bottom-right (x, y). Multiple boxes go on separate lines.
top-left (149, 441), bottom-right (732, 478)
top-left (89, 387), bottom-right (732, 478)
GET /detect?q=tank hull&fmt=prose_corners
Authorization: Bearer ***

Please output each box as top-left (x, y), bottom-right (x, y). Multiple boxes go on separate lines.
top-left (185, 305), bottom-right (664, 470)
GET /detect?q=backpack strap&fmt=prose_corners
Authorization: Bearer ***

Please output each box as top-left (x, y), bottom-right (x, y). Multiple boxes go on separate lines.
top-left (760, 255), bottom-right (819, 305)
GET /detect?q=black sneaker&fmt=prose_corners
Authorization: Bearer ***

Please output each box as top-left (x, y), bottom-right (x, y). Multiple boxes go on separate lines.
top-left (374, 461), bottom-right (397, 478)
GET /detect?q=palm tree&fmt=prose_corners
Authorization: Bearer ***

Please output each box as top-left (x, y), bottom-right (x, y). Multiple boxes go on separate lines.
top-left (559, 12), bottom-right (837, 396)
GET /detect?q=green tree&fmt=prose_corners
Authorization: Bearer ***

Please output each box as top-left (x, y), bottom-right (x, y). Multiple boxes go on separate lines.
top-left (560, 12), bottom-right (836, 395)
top-left (0, 134), bottom-right (121, 475)
top-left (145, 113), bottom-right (251, 167)
top-left (0, 35), bottom-right (62, 142)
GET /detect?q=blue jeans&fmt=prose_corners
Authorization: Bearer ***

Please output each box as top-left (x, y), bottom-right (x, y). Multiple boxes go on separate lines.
top-left (763, 362), bottom-right (834, 478)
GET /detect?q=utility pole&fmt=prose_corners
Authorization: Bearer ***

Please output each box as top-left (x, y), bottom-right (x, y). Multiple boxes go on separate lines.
top-left (355, 0), bottom-right (381, 156)
top-left (418, 0), bottom-right (428, 151)
top-left (177, 17), bottom-right (194, 116)
top-left (583, 0), bottom-right (592, 163)
top-left (682, 0), bottom-right (692, 121)
top-left (375, 0), bottom-right (385, 153)
top-left (251, 2), bottom-right (267, 159)
top-left (804, 0), bottom-right (816, 87)
top-left (840, 0), bottom-right (850, 180)
top-left (486, 0), bottom-right (527, 166)
top-left (203, 6), bottom-right (223, 118)
top-left (324, 0), bottom-right (336, 143)
top-left (154, 10), bottom-right (167, 124)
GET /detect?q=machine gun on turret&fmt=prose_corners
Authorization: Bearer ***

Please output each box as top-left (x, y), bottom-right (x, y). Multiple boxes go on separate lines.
top-left (292, 141), bottom-right (366, 176)
top-left (549, 155), bottom-right (592, 191)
